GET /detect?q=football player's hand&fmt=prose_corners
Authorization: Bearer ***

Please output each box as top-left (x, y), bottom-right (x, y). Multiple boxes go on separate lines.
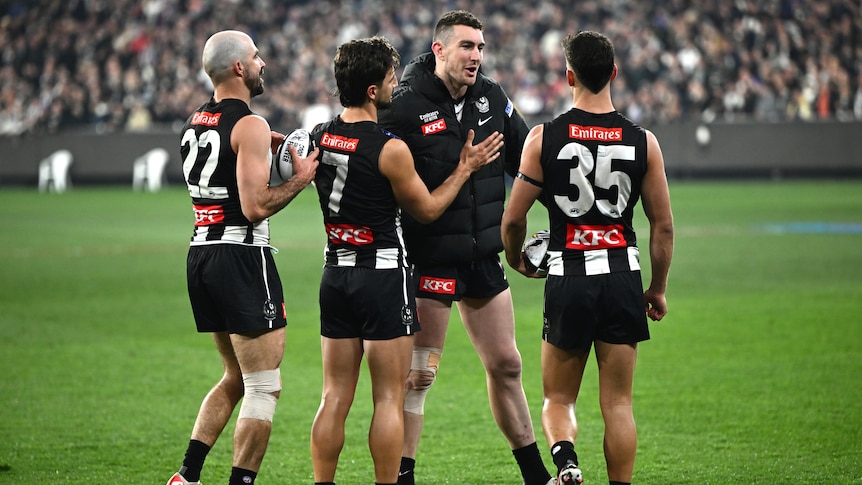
top-left (520, 252), bottom-right (547, 278)
top-left (271, 131), bottom-right (286, 154)
top-left (644, 287), bottom-right (668, 321)
top-left (460, 129), bottom-right (504, 172)
top-left (288, 144), bottom-right (319, 186)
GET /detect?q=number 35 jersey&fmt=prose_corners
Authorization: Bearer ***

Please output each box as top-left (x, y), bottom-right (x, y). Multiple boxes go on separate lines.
top-left (539, 108), bottom-right (648, 277)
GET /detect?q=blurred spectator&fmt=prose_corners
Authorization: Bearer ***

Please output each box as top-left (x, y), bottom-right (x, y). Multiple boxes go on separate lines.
top-left (0, 0), bottom-right (859, 136)
top-left (125, 97), bottom-right (153, 132)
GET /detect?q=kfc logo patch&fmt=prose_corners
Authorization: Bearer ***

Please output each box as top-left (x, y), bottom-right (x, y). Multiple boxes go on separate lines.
top-left (419, 276), bottom-right (456, 295)
top-left (193, 204), bottom-right (224, 226)
top-left (422, 119), bottom-right (447, 136)
top-left (326, 223), bottom-right (374, 245)
top-left (566, 224), bottom-right (626, 250)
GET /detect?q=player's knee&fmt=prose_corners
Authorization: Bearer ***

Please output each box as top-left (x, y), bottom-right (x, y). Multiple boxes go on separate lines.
top-left (599, 396), bottom-right (633, 414)
top-left (406, 369), bottom-right (436, 390)
top-left (409, 347), bottom-right (441, 389)
top-left (487, 351), bottom-right (523, 381)
top-left (218, 372), bottom-right (245, 403)
top-left (238, 369), bottom-right (281, 422)
top-left (404, 347), bottom-right (441, 415)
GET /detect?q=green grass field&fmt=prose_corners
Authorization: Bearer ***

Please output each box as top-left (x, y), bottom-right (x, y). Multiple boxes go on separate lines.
top-left (1, 181), bottom-right (860, 484)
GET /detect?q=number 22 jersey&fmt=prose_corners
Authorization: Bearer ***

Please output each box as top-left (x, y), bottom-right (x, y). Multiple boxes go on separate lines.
top-left (181, 98), bottom-right (271, 246)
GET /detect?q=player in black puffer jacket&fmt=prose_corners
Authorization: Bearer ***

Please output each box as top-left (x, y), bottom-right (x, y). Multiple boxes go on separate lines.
top-left (378, 10), bottom-right (554, 485)
top-left (379, 51), bottom-right (529, 266)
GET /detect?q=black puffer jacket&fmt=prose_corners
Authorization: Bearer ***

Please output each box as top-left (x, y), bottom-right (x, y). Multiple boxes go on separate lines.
top-left (378, 53), bottom-right (530, 266)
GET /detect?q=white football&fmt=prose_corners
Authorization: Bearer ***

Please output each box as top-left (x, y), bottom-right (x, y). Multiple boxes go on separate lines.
top-left (270, 128), bottom-right (313, 186)
top-left (523, 229), bottom-right (550, 276)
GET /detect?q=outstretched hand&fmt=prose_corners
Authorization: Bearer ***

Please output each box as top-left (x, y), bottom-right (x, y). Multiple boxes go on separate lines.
top-left (460, 129), bottom-right (504, 172)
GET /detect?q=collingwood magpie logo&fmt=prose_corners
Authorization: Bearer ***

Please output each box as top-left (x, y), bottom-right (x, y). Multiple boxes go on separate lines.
top-left (263, 299), bottom-right (278, 321)
top-left (401, 305), bottom-right (414, 326)
top-left (476, 96), bottom-right (490, 113)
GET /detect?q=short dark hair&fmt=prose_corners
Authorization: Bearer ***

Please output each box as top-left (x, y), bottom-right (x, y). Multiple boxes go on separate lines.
top-left (433, 10), bottom-right (483, 45)
top-left (562, 31), bottom-right (615, 94)
top-left (333, 36), bottom-right (400, 108)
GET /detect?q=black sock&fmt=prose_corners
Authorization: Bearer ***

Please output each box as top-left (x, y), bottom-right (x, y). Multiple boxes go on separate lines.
top-left (550, 440), bottom-right (579, 472)
top-left (229, 467), bottom-right (256, 485)
top-left (314, 482), bottom-right (336, 485)
top-left (180, 439), bottom-right (211, 482)
top-left (512, 442), bottom-right (552, 485)
top-left (397, 457), bottom-right (415, 485)
top-left (609, 482), bottom-right (630, 485)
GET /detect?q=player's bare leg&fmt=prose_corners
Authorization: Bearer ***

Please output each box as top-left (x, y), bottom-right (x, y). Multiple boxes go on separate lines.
top-left (541, 340), bottom-right (588, 483)
top-left (461, 289), bottom-right (552, 484)
top-left (365, 335), bottom-right (413, 483)
top-left (402, 298), bottom-right (450, 456)
top-left (595, 341), bottom-right (638, 483)
top-left (459, 289), bottom-right (535, 447)
top-left (400, 298), bottom-right (450, 483)
top-left (229, 328), bottom-right (285, 473)
top-left (170, 332), bottom-right (246, 484)
top-left (189, 332), bottom-right (245, 448)
top-left (311, 337), bottom-right (362, 483)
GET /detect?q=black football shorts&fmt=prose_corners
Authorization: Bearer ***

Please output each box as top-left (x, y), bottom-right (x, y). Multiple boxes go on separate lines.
top-left (412, 255), bottom-right (509, 301)
top-left (319, 265), bottom-right (419, 340)
top-left (187, 244), bottom-right (287, 334)
top-left (543, 270), bottom-right (649, 352)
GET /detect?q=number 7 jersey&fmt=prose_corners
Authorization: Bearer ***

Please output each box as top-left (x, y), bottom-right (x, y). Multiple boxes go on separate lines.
top-left (539, 108), bottom-right (648, 277)
top-left (310, 117), bottom-right (408, 270)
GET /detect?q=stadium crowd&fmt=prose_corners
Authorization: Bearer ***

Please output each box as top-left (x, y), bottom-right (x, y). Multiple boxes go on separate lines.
top-left (0, 0), bottom-right (860, 136)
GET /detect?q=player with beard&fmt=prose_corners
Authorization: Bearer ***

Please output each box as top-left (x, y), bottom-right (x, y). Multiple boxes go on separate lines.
top-left (167, 30), bottom-right (319, 485)
top-left (308, 36), bottom-right (503, 485)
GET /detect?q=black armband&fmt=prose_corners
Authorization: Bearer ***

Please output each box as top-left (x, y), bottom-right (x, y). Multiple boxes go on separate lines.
top-left (515, 171), bottom-right (543, 188)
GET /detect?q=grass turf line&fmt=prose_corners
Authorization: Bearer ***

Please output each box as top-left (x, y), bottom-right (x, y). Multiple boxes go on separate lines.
top-left (0, 181), bottom-right (860, 483)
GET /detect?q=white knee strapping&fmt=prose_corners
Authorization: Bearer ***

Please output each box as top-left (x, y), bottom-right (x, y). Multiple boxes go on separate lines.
top-left (404, 347), bottom-right (441, 415)
top-left (238, 369), bottom-right (281, 422)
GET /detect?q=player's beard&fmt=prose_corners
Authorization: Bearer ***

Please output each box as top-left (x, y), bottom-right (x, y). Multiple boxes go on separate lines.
top-left (375, 95), bottom-right (392, 111)
top-left (245, 67), bottom-right (264, 98)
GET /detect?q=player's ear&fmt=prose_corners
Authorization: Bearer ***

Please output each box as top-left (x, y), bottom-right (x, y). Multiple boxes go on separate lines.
top-left (611, 64), bottom-right (618, 81)
top-left (367, 84), bottom-right (377, 102)
top-left (566, 69), bottom-right (576, 87)
top-left (431, 41), bottom-right (444, 60)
